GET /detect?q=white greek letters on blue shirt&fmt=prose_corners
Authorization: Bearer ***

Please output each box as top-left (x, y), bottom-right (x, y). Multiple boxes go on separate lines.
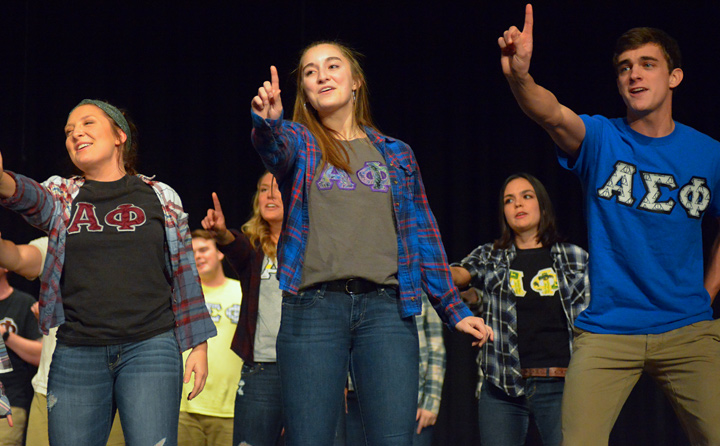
top-left (596, 160), bottom-right (711, 219)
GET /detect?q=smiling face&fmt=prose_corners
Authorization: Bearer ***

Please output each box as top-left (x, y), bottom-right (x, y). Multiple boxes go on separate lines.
top-left (300, 43), bottom-right (359, 120)
top-left (615, 43), bottom-right (683, 120)
top-left (258, 172), bottom-right (283, 225)
top-left (192, 237), bottom-right (224, 282)
top-left (65, 104), bottom-right (127, 180)
top-left (503, 177), bottom-right (541, 238)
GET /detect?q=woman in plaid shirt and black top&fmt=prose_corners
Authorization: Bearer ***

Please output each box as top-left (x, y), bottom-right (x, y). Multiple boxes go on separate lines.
top-left (451, 173), bottom-right (590, 446)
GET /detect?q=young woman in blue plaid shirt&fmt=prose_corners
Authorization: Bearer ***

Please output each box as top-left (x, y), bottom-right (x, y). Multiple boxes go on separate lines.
top-left (249, 42), bottom-right (494, 446)
top-left (451, 173), bottom-right (589, 446)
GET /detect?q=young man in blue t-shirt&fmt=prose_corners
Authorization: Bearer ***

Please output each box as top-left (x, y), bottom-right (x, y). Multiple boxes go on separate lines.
top-left (499, 4), bottom-right (720, 445)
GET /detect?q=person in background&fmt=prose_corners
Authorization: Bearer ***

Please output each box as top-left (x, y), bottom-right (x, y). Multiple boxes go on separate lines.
top-left (0, 234), bottom-right (126, 446)
top-left (451, 173), bottom-right (589, 446)
top-left (178, 230), bottom-right (243, 446)
top-left (0, 253), bottom-right (42, 445)
top-left (202, 171), bottom-right (286, 446)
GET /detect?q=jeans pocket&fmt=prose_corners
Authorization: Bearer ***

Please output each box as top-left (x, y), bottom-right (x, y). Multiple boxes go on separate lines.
top-left (377, 287), bottom-right (398, 302)
top-left (241, 363), bottom-right (261, 378)
top-left (282, 289), bottom-right (321, 308)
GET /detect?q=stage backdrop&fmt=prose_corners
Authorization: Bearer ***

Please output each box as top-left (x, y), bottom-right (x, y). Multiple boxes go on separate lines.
top-left (2, 2), bottom-right (718, 444)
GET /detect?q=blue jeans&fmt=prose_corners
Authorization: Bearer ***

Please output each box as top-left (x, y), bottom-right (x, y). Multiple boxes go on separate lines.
top-left (478, 378), bottom-right (564, 446)
top-left (343, 390), bottom-right (433, 446)
top-left (277, 286), bottom-right (419, 446)
top-left (47, 331), bottom-right (183, 446)
top-left (233, 362), bottom-right (284, 446)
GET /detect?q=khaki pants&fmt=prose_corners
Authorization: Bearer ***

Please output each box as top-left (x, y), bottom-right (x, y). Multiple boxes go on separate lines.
top-left (178, 411), bottom-right (233, 446)
top-left (0, 407), bottom-right (25, 446)
top-left (561, 320), bottom-right (720, 446)
top-left (26, 392), bottom-right (125, 446)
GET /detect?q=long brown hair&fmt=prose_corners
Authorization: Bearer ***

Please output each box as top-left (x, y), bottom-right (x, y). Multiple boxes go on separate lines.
top-left (493, 173), bottom-right (563, 250)
top-left (241, 171), bottom-right (279, 260)
top-left (291, 41), bottom-right (378, 173)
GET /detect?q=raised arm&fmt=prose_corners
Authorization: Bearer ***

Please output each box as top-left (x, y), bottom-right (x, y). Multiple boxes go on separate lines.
top-left (251, 65), bottom-right (283, 120)
top-left (499, 4), bottom-right (585, 156)
top-left (201, 193), bottom-right (235, 246)
top-left (0, 233), bottom-right (44, 280)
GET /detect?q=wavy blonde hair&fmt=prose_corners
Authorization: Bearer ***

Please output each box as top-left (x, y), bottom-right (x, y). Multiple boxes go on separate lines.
top-left (292, 41), bottom-right (379, 173)
top-left (241, 171), bottom-right (278, 260)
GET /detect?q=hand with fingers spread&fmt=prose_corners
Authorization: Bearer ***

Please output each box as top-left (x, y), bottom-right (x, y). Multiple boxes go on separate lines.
top-left (201, 192), bottom-right (235, 246)
top-left (251, 66), bottom-right (284, 120)
top-left (499, 3), bottom-right (534, 80)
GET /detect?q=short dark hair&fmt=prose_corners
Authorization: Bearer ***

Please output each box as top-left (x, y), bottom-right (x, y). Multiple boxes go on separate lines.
top-left (613, 27), bottom-right (682, 74)
top-left (493, 173), bottom-right (563, 250)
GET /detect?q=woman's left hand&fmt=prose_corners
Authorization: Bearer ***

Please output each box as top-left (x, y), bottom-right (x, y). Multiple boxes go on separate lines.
top-left (455, 316), bottom-right (494, 347)
top-left (184, 341), bottom-right (208, 400)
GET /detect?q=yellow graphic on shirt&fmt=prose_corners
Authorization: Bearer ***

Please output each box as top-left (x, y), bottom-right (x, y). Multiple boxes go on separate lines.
top-left (509, 270), bottom-right (527, 297)
top-left (531, 268), bottom-right (559, 296)
top-left (510, 268), bottom-right (559, 297)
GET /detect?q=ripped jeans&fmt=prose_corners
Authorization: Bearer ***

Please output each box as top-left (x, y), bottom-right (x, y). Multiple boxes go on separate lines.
top-left (233, 362), bottom-right (284, 446)
top-left (47, 330), bottom-right (183, 446)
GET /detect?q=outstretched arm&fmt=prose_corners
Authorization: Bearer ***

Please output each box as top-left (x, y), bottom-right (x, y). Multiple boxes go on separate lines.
top-left (0, 233), bottom-right (44, 280)
top-left (499, 4), bottom-right (585, 156)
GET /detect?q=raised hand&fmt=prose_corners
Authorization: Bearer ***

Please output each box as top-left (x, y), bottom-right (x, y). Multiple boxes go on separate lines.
top-left (201, 192), bottom-right (235, 246)
top-left (498, 4), bottom-right (534, 80)
top-left (251, 66), bottom-right (283, 120)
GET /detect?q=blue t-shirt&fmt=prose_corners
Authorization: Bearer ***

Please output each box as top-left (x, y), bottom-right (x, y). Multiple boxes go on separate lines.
top-left (558, 115), bottom-right (720, 334)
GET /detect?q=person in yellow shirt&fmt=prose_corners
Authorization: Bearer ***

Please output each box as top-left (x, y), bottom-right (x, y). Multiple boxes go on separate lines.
top-left (179, 230), bottom-right (243, 445)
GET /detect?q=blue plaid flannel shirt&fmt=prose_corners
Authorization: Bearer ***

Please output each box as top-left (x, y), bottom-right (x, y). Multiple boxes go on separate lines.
top-left (251, 112), bottom-right (471, 326)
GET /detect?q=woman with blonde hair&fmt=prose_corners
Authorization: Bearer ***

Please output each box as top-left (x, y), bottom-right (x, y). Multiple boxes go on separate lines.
top-left (249, 41), bottom-right (493, 446)
top-left (202, 170), bottom-right (285, 446)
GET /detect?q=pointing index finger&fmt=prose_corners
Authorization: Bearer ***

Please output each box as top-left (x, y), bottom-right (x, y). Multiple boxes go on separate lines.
top-left (524, 3), bottom-right (534, 36)
top-left (270, 65), bottom-right (280, 92)
top-left (212, 192), bottom-right (223, 214)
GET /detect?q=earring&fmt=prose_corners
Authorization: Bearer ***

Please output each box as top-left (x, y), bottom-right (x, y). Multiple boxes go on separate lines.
top-left (304, 102), bottom-right (308, 109)
top-left (352, 90), bottom-right (357, 102)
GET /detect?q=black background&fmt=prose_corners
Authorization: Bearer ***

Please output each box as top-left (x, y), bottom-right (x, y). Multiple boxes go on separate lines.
top-left (2, 1), bottom-right (719, 444)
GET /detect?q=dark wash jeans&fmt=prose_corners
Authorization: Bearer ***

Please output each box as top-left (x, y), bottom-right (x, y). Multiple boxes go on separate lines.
top-left (277, 285), bottom-right (419, 446)
top-left (233, 361), bottom-right (284, 446)
top-left (478, 377), bottom-right (565, 446)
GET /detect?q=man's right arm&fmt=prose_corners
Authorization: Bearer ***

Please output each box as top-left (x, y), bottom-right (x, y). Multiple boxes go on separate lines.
top-left (499, 4), bottom-right (586, 156)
